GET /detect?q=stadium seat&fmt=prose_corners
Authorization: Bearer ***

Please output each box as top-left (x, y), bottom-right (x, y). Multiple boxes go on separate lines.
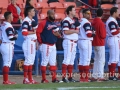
top-left (63, 2), bottom-right (76, 8)
top-left (40, 13), bottom-right (47, 20)
top-left (55, 13), bottom-right (65, 20)
top-left (36, 2), bottom-right (49, 8)
top-left (35, 2), bottom-right (50, 16)
top-left (49, 2), bottom-right (63, 8)
top-left (24, 0), bottom-right (37, 3)
top-left (38, 0), bottom-right (48, 3)
top-left (17, 0), bottom-right (24, 4)
top-left (101, 4), bottom-right (114, 9)
top-left (101, 4), bottom-right (113, 20)
top-left (9, 0), bottom-right (24, 4)
top-left (0, 2), bottom-right (9, 14)
top-left (49, 2), bottom-right (65, 13)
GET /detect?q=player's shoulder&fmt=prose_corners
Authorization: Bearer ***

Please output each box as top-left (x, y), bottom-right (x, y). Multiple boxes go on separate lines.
top-left (2, 22), bottom-right (12, 28)
top-left (63, 17), bottom-right (71, 22)
top-left (107, 17), bottom-right (117, 23)
top-left (38, 19), bottom-right (47, 26)
top-left (22, 17), bottom-right (31, 24)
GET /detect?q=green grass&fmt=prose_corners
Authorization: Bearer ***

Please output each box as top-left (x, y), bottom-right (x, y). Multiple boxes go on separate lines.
top-left (0, 81), bottom-right (120, 90)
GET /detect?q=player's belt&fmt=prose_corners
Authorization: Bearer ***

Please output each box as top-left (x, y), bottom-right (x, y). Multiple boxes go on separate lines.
top-left (109, 36), bottom-right (119, 38)
top-left (70, 40), bottom-right (77, 43)
top-left (79, 39), bottom-right (92, 41)
top-left (31, 40), bottom-right (36, 42)
top-left (2, 42), bottom-right (14, 45)
top-left (43, 43), bottom-right (55, 46)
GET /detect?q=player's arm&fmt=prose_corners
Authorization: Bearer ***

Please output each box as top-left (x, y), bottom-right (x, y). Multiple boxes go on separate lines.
top-left (108, 21), bottom-right (119, 35)
top-left (6, 27), bottom-right (17, 41)
top-left (99, 23), bottom-right (106, 39)
top-left (22, 21), bottom-right (35, 36)
top-left (83, 23), bottom-right (93, 37)
top-left (62, 21), bottom-right (79, 35)
top-left (36, 21), bottom-right (46, 44)
top-left (53, 31), bottom-right (61, 37)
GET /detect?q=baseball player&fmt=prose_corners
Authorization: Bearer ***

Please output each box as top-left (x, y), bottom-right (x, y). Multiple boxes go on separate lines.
top-left (22, 7), bottom-right (39, 84)
top-left (36, 10), bottom-right (61, 83)
top-left (61, 5), bottom-right (79, 83)
top-left (78, 9), bottom-right (95, 82)
top-left (106, 7), bottom-right (120, 81)
top-left (92, 8), bottom-right (107, 82)
top-left (0, 11), bottom-right (18, 84)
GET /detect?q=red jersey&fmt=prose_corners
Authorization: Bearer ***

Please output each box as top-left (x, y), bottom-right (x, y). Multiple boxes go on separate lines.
top-left (92, 17), bottom-right (106, 46)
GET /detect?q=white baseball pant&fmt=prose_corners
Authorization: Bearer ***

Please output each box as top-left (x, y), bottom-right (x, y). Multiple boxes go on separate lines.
top-left (39, 44), bottom-right (56, 66)
top-left (78, 40), bottom-right (92, 66)
top-left (117, 39), bottom-right (120, 66)
top-left (0, 43), bottom-right (14, 67)
top-left (22, 39), bottom-right (36, 65)
top-left (107, 37), bottom-right (119, 65)
top-left (92, 46), bottom-right (105, 79)
top-left (62, 39), bottom-right (77, 65)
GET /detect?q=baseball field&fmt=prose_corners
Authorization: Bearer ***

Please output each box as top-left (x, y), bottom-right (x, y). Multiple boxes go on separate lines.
top-left (0, 75), bottom-right (120, 90)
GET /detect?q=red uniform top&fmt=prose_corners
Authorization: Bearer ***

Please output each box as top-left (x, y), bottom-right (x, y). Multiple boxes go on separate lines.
top-left (89, 0), bottom-right (97, 7)
top-left (92, 17), bottom-right (106, 46)
top-left (7, 4), bottom-right (23, 23)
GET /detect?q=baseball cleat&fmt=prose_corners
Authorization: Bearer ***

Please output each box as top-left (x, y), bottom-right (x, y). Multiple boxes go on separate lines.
top-left (3, 80), bottom-right (16, 85)
top-left (62, 78), bottom-right (69, 83)
top-left (109, 76), bottom-right (118, 81)
top-left (31, 80), bottom-right (39, 84)
top-left (23, 78), bottom-right (32, 84)
top-left (97, 78), bottom-right (108, 82)
top-left (41, 79), bottom-right (49, 83)
top-left (52, 79), bottom-right (63, 83)
top-left (90, 77), bottom-right (97, 82)
top-left (68, 77), bottom-right (79, 82)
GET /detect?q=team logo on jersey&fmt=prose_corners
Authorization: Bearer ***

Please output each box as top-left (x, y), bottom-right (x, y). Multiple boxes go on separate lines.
top-left (47, 24), bottom-right (57, 30)
top-left (86, 26), bottom-right (90, 30)
top-left (111, 25), bottom-right (116, 28)
top-left (63, 23), bottom-right (68, 26)
top-left (9, 31), bottom-right (13, 34)
top-left (23, 25), bottom-right (28, 28)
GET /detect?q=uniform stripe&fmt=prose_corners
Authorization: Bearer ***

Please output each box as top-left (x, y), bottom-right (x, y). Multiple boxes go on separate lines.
top-left (22, 29), bottom-right (28, 32)
top-left (86, 30), bottom-right (92, 34)
top-left (46, 45), bottom-right (49, 56)
top-left (63, 27), bottom-right (69, 31)
top-left (71, 43), bottom-right (73, 52)
top-left (8, 35), bottom-right (14, 39)
top-left (111, 29), bottom-right (117, 33)
top-left (31, 44), bottom-right (33, 54)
